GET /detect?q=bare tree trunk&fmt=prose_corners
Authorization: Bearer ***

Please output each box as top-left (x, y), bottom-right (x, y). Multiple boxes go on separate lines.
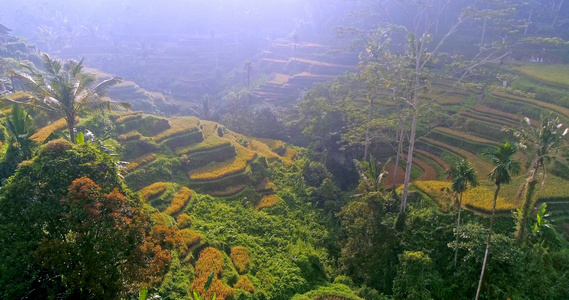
top-left (392, 128), bottom-right (404, 189)
top-left (400, 104), bottom-right (418, 213)
top-left (454, 192), bottom-right (463, 267)
top-left (553, 0), bottom-right (565, 27)
top-left (480, 19), bottom-right (487, 46)
top-left (524, 11), bottom-right (533, 35)
top-left (515, 160), bottom-right (541, 240)
top-left (400, 56), bottom-right (421, 213)
top-left (67, 116), bottom-right (76, 144)
top-left (475, 184), bottom-right (501, 300)
top-left (364, 96), bottom-right (373, 161)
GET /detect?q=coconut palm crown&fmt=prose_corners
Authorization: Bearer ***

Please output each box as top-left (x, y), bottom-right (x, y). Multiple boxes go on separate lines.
top-left (5, 53), bottom-right (128, 142)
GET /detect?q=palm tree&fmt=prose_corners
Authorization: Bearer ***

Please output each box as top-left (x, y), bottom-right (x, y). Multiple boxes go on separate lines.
top-left (3, 104), bottom-right (36, 160)
top-left (6, 53), bottom-right (126, 143)
top-left (475, 141), bottom-right (520, 300)
top-left (509, 115), bottom-right (568, 241)
top-left (447, 159), bottom-right (478, 267)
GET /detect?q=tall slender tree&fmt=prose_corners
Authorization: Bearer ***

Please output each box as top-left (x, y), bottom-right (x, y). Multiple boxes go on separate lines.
top-left (476, 141), bottom-right (520, 300)
top-left (5, 53), bottom-right (126, 143)
top-left (244, 60), bottom-right (253, 88)
top-left (397, 5), bottom-right (471, 214)
top-left (510, 114), bottom-right (568, 241)
top-left (448, 159), bottom-right (478, 267)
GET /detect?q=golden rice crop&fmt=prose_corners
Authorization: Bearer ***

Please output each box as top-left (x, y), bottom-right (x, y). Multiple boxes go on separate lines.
top-left (462, 185), bottom-right (514, 211)
top-left (164, 187), bottom-right (192, 215)
top-left (414, 181), bottom-right (454, 210)
top-left (415, 180), bottom-right (515, 213)
top-left (189, 145), bottom-right (256, 181)
top-left (248, 139), bottom-right (281, 161)
top-left (230, 246), bottom-right (250, 274)
top-left (154, 116), bottom-right (200, 142)
top-left (195, 247), bottom-right (224, 277)
top-left (176, 135), bottom-right (230, 155)
top-left (234, 275), bottom-right (255, 292)
top-left (176, 213), bottom-right (192, 229)
top-left (191, 246), bottom-right (235, 299)
top-left (256, 177), bottom-right (277, 193)
top-left (256, 194), bottom-right (280, 210)
top-left (492, 175), bottom-right (569, 203)
top-left (31, 118), bottom-right (73, 143)
top-left (139, 182), bottom-right (169, 201)
top-left (281, 147), bottom-right (297, 166)
top-left (175, 228), bottom-right (202, 254)
top-left (192, 246), bottom-right (235, 299)
top-left (115, 112), bottom-right (143, 123)
top-left (119, 131), bottom-right (142, 142)
top-left (255, 137), bottom-right (285, 152)
top-left (125, 152), bottom-right (157, 172)
top-left (192, 276), bottom-right (234, 300)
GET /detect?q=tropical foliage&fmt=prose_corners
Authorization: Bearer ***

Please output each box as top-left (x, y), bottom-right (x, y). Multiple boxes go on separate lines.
top-left (5, 53), bottom-right (126, 142)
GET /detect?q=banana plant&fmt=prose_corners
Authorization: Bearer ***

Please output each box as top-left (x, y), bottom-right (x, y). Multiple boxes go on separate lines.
top-left (532, 202), bottom-right (551, 234)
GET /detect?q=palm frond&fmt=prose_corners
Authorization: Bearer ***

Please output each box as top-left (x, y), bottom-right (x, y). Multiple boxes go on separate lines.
top-left (41, 53), bottom-right (61, 75)
top-left (93, 77), bottom-right (123, 96)
top-left (71, 57), bottom-right (85, 77)
top-left (0, 92), bottom-right (35, 108)
top-left (448, 159), bottom-right (478, 194)
top-left (84, 98), bottom-right (131, 112)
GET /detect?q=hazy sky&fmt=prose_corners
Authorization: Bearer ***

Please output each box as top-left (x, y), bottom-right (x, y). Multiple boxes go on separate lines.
top-left (1, 0), bottom-right (355, 39)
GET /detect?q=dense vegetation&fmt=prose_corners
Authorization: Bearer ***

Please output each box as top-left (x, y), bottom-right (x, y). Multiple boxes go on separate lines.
top-left (1, 0), bottom-right (569, 299)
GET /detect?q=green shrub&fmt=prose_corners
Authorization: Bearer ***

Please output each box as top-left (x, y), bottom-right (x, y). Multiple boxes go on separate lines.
top-left (125, 157), bottom-right (182, 191)
top-left (78, 114), bottom-right (116, 139)
top-left (122, 137), bottom-right (160, 160)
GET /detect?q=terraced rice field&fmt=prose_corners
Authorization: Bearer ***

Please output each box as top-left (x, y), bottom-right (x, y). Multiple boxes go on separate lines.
top-left (492, 91), bottom-right (569, 119)
top-left (419, 137), bottom-right (493, 176)
top-left (433, 127), bottom-right (499, 146)
top-left (414, 181), bottom-right (515, 214)
top-left (507, 63), bottom-right (569, 87)
top-left (154, 116), bottom-right (201, 142)
top-left (113, 114), bottom-right (296, 198)
top-left (401, 63), bottom-right (569, 217)
top-left (189, 146), bottom-right (257, 182)
top-left (125, 153), bottom-right (158, 172)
